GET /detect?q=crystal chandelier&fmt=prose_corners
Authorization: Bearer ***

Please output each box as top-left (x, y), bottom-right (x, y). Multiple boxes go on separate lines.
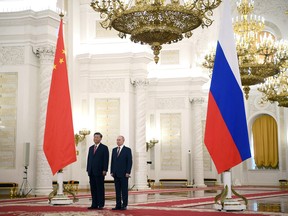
top-left (90, 0), bottom-right (221, 64)
top-left (258, 68), bottom-right (288, 107)
top-left (202, 0), bottom-right (288, 99)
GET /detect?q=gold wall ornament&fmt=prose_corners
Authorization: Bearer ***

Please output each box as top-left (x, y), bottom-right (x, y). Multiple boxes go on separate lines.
top-left (75, 129), bottom-right (91, 146)
top-left (146, 138), bottom-right (159, 151)
top-left (202, 0), bottom-right (288, 99)
top-left (90, 0), bottom-right (221, 64)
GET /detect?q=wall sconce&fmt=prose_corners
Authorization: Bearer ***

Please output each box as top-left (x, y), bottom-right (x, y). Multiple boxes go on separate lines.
top-left (75, 129), bottom-right (90, 146)
top-left (146, 138), bottom-right (159, 152)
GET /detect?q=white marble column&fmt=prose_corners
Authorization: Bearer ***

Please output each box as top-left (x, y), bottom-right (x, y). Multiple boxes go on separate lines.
top-left (190, 97), bottom-right (206, 187)
top-left (33, 45), bottom-right (55, 195)
top-left (131, 79), bottom-right (149, 190)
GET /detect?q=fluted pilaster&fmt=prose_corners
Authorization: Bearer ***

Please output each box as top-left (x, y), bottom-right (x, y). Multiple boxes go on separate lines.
top-left (190, 97), bottom-right (206, 187)
top-left (131, 79), bottom-right (149, 190)
top-left (33, 45), bottom-right (55, 195)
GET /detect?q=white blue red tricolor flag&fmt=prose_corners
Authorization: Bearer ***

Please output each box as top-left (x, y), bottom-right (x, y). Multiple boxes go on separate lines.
top-left (204, 0), bottom-right (251, 174)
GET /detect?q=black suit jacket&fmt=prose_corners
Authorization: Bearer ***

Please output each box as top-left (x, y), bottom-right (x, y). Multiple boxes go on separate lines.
top-left (87, 143), bottom-right (109, 176)
top-left (110, 146), bottom-right (132, 177)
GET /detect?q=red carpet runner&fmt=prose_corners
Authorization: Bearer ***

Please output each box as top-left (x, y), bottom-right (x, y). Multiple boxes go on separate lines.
top-left (0, 187), bottom-right (287, 215)
top-left (0, 205), bottom-right (268, 216)
top-left (133, 190), bottom-right (288, 207)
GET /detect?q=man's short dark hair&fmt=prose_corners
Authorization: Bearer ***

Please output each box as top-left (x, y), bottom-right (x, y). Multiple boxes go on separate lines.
top-left (94, 132), bottom-right (103, 138)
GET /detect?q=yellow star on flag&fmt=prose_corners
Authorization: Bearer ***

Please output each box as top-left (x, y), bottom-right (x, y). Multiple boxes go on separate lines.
top-left (59, 58), bottom-right (64, 64)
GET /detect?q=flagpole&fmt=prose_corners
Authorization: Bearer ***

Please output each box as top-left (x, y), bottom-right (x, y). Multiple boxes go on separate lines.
top-left (214, 170), bottom-right (247, 211)
top-left (51, 13), bottom-right (73, 205)
top-left (49, 170), bottom-right (73, 205)
top-left (223, 171), bottom-right (231, 199)
top-left (57, 169), bottom-right (64, 196)
top-left (44, 11), bottom-right (77, 205)
top-left (203, 0), bottom-right (251, 211)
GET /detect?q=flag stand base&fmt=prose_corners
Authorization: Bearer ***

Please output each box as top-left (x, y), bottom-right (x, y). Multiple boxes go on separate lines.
top-left (48, 170), bottom-right (77, 205)
top-left (50, 194), bottom-right (73, 205)
top-left (214, 199), bottom-right (246, 211)
top-left (214, 171), bottom-right (248, 211)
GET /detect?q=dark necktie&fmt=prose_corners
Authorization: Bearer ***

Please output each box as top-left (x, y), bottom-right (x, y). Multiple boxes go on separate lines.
top-left (117, 147), bottom-right (120, 157)
top-left (93, 145), bottom-right (98, 154)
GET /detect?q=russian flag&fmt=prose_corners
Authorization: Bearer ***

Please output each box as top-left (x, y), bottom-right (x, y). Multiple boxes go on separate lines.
top-left (204, 0), bottom-right (251, 174)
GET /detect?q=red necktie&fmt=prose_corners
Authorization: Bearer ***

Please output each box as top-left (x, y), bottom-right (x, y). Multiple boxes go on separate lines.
top-left (93, 145), bottom-right (98, 154)
top-left (117, 147), bottom-right (120, 157)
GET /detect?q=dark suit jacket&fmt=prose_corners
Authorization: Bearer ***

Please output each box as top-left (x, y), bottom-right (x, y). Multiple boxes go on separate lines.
top-left (110, 146), bottom-right (132, 177)
top-left (87, 143), bottom-right (109, 176)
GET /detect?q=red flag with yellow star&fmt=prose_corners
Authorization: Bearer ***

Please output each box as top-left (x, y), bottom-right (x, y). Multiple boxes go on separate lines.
top-left (43, 18), bottom-right (76, 175)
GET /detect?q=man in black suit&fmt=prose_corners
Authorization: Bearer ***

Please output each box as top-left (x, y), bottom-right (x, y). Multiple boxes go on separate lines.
top-left (86, 132), bottom-right (109, 210)
top-left (111, 135), bottom-right (133, 210)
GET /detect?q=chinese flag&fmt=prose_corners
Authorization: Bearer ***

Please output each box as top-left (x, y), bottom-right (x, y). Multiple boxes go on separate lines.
top-left (43, 18), bottom-right (76, 175)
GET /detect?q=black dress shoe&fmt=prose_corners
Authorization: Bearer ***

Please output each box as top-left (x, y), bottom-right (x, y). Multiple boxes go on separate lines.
top-left (112, 207), bottom-right (121, 210)
top-left (121, 206), bottom-right (127, 210)
top-left (87, 206), bottom-right (98, 210)
top-left (98, 207), bottom-right (104, 210)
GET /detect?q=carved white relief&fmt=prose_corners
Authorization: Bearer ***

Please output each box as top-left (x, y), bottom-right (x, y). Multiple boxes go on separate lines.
top-left (0, 72), bottom-right (17, 169)
top-left (89, 78), bottom-right (125, 93)
top-left (248, 94), bottom-right (277, 119)
top-left (254, 0), bottom-right (287, 25)
top-left (254, 95), bottom-right (271, 110)
top-left (156, 97), bottom-right (185, 109)
top-left (202, 120), bottom-right (212, 171)
top-left (201, 100), bottom-right (208, 120)
top-left (135, 84), bottom-right (147, 152)
top-left (33, 45), bottom-right (55, 64)
top-left (35, 149), bottom-right (53, 190)
top-left (34, 45), bottom-right (55, 194)
top-left (0, 46), bottom-right (24, 65)
top-left (95, 98), bottom-right (120, 149)
top-left (95, 21), bottom-right (118, 38)
top-left (131, 78), bottom-right (149, 89)
top-left (133, 77), bottom-right (148, 189)
top-left (160, 50), bottom-right (179, 65)
top-left (190, 97), bottom-right (204, 104)
top-left (160, 113), bottom-right (182, 171)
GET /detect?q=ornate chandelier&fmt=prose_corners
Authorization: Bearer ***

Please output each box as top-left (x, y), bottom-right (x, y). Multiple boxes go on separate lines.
top-left (202, 0), bottom-right (288, 99)
top-left (90, 0), bottom-right (221, 64)
top-left (258, 68), bottom-right (288, 107)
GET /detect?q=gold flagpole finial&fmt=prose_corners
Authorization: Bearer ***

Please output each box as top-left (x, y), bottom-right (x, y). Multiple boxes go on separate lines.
top-left (59, 11), bottom-right (64, 18)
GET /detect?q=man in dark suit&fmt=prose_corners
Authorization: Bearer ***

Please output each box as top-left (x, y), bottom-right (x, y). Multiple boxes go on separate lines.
top-left (111, 135), bottom-right (133, 210)
top-left (86, 132), bottom-right (109, 210)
